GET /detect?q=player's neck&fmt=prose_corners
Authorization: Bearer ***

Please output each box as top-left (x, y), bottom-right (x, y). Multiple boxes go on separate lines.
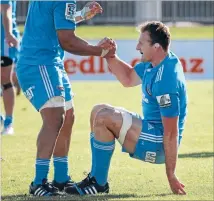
top-left (151, 51), bottom-right (168, 67)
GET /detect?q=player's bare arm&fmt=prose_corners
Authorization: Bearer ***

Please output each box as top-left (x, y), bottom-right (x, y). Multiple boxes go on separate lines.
top-left (106, 56), bottom-right (142, 87)
top-left (75, 1), bottom-right (103, 24)
top-left (0, 4), bottom-right (18, 47)
top-left (162, 116), bottom-right (186, 195)
top-left (98, 38), bottom-right (141, 87)
top-left (57, 30), bottom-right (115, 58)
top-left (57, 1), bottom-right (113, 58)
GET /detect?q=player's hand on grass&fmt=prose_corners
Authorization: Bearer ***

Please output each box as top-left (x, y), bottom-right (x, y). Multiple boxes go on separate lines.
top-left (81, 1), bottom-right (103, 21)
top-left (6, 33), bottom-right (18, 47)
top-left (168, 174), bottom-right (186, 195)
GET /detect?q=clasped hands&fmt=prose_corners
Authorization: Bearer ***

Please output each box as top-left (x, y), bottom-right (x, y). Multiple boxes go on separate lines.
top-left (97, 37), bottom-right (117, 58)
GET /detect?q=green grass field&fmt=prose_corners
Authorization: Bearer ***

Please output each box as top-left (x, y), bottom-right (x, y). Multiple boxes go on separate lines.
top-left (1, 81), bottom-right (213, 201)
top-left (18, 25), bottom-right (214, 39)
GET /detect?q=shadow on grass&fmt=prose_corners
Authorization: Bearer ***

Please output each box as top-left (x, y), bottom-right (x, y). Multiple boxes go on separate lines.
top-left (178, 151), bottom-right (214, 158)
top-left (1, 192), bottom-right (172, 201)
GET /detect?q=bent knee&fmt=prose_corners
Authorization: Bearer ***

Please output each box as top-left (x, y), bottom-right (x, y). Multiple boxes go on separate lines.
top-left (90, 104), bottom-right (113, 128)
top-left (94, 107), bottom-right (114, 127)
top-left (91, 104), bottom-right (113, 119)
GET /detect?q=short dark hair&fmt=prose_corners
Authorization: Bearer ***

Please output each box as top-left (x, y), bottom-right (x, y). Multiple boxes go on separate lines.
top-left (139, 21), bottom-right (171, 51)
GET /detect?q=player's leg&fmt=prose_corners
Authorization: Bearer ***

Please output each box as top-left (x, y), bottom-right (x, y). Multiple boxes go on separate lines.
top-left (89, 106), bottom-right (165, 164)
top-left (10, 46), bottom-right (21, 96)
top-left (65, 104), bottom-right (142, 195)
top-left (52, 67), bottom-right (75, 190)
top-left (27, 105), bottom-right (65, 196)
top-left (16, 64), bottom-right (66, 196)
top-left (89, 104), bottom-right (116, 177)
top-left (0, 113), bottom-right (4, 126)
top-left (12, 67), bottom-right (21, 96)
top-left (0, 56), bottom-right (15, 135)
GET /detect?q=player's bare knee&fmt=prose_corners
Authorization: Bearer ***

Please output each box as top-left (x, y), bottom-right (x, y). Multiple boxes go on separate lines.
top-left (40, 96), bottom-right (68, 132)
top-left (91, 103), bottom-right (112, 122)
top-left (93, 108), bottom-right (116, 141)
top-left (42, 109), bottom-right (65, 133)
top-left (94, 107), bottom-right (114, 128)
top-left (90, 103), bottom-right (113, 130)
top-left (2, 82), bottom-right (14, 91)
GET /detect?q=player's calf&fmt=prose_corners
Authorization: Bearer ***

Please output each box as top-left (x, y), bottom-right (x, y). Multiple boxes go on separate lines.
top-left (1, 60), bottom-right (15, 135)
top-left (1, 82), bottom-right (15, 135)
top-left (52, 107), bottom-right (75, 187)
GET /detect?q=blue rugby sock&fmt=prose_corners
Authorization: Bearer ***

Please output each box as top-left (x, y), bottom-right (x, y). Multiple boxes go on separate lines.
top-left (53, 156), bottom-right (69, 183)
top-left (90, 138), bottom-right (115, 186)
top-left (33, 158), bottom-right (50, 186)
top-left (4, 116), bottom-right (13, 127)
top-left (90, 132), bottom-right (95, 176)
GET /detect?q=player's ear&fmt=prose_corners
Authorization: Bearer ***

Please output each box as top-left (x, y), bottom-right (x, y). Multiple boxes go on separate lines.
top-left (154, 43), bottom-right (160, 49)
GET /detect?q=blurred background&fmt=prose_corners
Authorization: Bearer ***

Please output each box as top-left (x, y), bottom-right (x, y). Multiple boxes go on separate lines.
top-left (16, 0), bottom-right (214, 25)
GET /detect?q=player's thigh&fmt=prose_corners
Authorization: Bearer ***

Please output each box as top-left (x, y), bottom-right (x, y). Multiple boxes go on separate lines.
top-left (126, 120), bottom-right (165, 164)
top-left (1, 46), bottom-right (19, 83)
top-left (122, 115), bottom-right (142, 154)
top-left (98, 106), bottom-right (142, 154)
top-left (60, 66), bottom-right (74, 110)
top-left (16, 64), bottom-right (65, 111)
top-left (113, 108), bottom-right (142, 154)
top-left (1, 56), bottom-right (13, 84)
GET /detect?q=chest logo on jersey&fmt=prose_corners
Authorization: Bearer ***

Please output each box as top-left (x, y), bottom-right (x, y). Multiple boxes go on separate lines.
top-left (156, 94), bottom-right (171, 108)
top-left (65, 3), bottom-right (76, 22)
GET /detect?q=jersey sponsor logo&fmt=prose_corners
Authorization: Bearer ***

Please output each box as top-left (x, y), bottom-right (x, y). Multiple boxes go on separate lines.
top-left (156, 94), bottom-right (171, 108)
top-left (24, 86), bottom-right (35, 100)
top-left (65, 3), bottom-right (76, 22)
top-left (145, 151), bottom-right (156, 163)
